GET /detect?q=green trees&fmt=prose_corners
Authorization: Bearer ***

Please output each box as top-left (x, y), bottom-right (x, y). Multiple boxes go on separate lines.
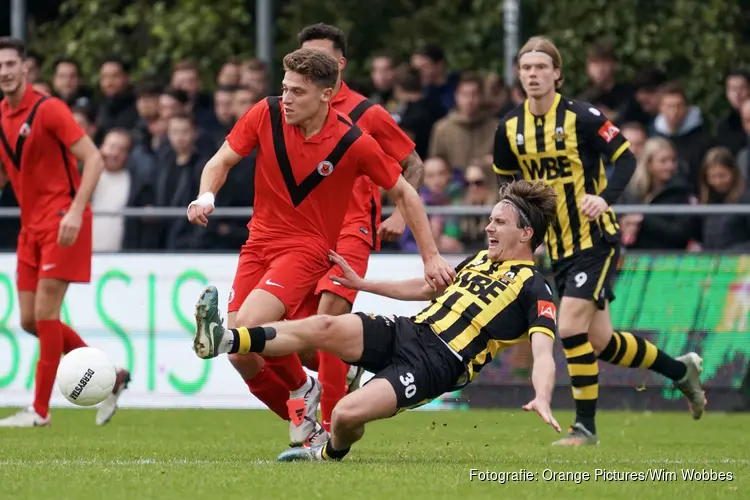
top-left (31, 0), bottom-right (750, 124)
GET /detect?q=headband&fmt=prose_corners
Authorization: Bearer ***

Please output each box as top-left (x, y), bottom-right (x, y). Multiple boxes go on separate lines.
top-left (500, 199), bottom-right (531, 229)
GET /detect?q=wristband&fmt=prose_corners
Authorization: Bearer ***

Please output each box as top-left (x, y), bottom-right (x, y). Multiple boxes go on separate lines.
top-left (187, 192), bottom-right (215, 215)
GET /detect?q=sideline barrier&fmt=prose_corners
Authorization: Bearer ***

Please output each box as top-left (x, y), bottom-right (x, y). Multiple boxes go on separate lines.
top-left (0, 252), bottom-right (747, 410)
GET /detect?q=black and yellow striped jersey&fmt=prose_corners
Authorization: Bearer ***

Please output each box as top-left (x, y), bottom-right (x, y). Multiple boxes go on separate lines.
top-left (492, 93), bottom-right (631, 262)
top-left (414, 251), bottom-right (557, 382)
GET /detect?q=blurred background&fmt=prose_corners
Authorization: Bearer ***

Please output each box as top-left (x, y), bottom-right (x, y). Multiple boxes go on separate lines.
top-left (1, 0), bottom-right (750, 412)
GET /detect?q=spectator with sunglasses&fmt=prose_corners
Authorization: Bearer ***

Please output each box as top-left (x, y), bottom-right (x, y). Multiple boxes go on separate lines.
top-left (458, 159), bottom-right (498, 250)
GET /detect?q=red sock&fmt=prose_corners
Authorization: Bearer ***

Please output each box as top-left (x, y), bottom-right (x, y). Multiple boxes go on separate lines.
top-left (34, 320), bottom-right (65, 418)
top-left (246, 365), bottom-right (291, 421)
top-left (265, 354), bottom-right (308, 391)
top-left (60, 323), bottom-right (87, 353)
top-left (302, 351), bottom-right (320, 372)
top-left (319, 352), bottom-right (348, 432)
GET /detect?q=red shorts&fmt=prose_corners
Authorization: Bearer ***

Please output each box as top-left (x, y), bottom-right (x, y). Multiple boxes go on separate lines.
top-left (16, 215), bottom-right (93, 291)
top-left (287, 234), bottom-right (372, 320)
top-left (227, 238), bottom-right (331, 317)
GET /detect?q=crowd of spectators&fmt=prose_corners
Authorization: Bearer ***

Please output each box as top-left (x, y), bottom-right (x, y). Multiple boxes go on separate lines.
top-left (1, 39), bottom-right (749, 253)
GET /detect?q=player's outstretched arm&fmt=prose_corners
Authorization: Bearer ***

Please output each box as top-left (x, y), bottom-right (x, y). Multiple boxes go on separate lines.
top-left (327, 250), bottom-right (440, 301)
top-left (379, 150), bottom-right (424, 242)
top-left (385, 177), bottom-right (455, 288)
top-left (522, 332), bottom-right (561, 432)
top-left (187, 142), bottom-right (244, 227)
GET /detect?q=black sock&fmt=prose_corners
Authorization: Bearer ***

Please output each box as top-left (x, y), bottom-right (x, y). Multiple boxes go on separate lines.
top-left (228, 327), bottom-right (273, 354)
top-left (322, 441), bottom-right (350, 461)
top-left (599, 331), bottom-right (687, 382)
top-left (562, 333), bottom-right (599, 435)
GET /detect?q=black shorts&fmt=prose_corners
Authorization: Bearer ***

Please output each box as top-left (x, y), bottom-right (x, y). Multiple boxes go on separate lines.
top-left (551, 241), bottom-right (620, 310)
top-left (353, 313), bottom-right (466, 414)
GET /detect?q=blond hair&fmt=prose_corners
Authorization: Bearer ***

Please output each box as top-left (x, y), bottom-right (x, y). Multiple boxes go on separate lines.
top-left (517, 36), bottom-right (564, 88)
top-left (626, 137), bottom-right (675, 202)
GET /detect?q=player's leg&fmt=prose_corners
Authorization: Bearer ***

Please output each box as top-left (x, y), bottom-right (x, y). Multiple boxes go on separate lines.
top-left (314, 235), bottom-right (372, 431)
top-left (590, 304), bottom-right (706, 419)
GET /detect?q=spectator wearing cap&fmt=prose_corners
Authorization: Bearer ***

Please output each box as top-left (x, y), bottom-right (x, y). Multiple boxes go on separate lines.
top-left (51, 58), bottom-right (93, 109)
top-left (411, 44), bottom-right (460, 113)
top-left (716, 70), bottom-right (750, 155)
top-left (651, 82), bottom-right (713, 191)
top-left (581, 41), bottom-right (636, 125)
top-left (95, 56), bottom-right (139, 145)
top-left (428, 72), bottom-right (498, 172)
top-left (390, 64), bottom-right (445, 159)
top-left (368, 51), bottom-right (397, 112)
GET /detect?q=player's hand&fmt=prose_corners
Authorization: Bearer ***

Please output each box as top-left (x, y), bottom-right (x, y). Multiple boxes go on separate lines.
top-left (522, 398), bottom-right (561, 433)
top-left (423, 254), bottom-right (455, 290)
top-left (378, 211), bottom-right (406, 241)
top-left (187, 197), bottom-right (215, 227)
top-left (57, 209), bottom-right (82, 248)
top-left (580, 194), bottom-right (608, 220)
top-left (328, 250), bottom-right (365, 290)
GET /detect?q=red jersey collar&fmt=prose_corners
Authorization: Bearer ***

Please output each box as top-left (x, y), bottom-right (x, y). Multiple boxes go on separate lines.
top-left (331, 81), bottom-right (351, 105)
top-left (1, 84), bottom-right (41, 116)
top-left (300, 103), bottom-right (341, 144)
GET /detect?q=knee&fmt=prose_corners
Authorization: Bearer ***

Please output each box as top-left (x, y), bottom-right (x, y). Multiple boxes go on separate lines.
top-left (228, 352), bottom-right (264, 379)
top-left (331, 401), bottom-right (364, 428)
top-left (20, 316), bottom-right (37, 335)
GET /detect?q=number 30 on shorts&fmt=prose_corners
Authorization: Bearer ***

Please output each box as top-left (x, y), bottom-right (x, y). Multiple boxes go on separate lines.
top-left (400, 372), bottom-right (416, 399)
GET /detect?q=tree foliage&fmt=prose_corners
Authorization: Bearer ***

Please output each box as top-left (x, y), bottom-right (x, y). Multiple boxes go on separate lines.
top-left (30, 0), bottom-right (750, 125)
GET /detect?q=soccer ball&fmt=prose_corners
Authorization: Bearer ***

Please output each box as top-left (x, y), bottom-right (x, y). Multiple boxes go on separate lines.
top-left (57, 347), bottom-right (116, 406)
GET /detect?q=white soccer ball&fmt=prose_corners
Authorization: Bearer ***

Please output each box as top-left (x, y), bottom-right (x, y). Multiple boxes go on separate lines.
top-left (57, 347), bottom-right (116, 406)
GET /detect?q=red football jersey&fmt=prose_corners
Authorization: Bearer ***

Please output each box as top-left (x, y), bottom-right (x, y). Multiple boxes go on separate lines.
top-left (0, 86), bottom-right (88, 231)
top-left (331, 82), bottom-right (415, 250)
top-left (226, 97), bottom-right (402, 251)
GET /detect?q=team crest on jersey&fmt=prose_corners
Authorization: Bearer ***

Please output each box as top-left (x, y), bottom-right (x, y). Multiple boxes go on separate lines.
top-left (228, 288), bottom-right (235, 304)
top-left (317, 160), bottom-right (334, 176)
top-left (553, 126), bottom-right (566, 141)
top-left (18, 123), bottom-right (31, 137)
top-left (516, 133), bottom-right (525, 146)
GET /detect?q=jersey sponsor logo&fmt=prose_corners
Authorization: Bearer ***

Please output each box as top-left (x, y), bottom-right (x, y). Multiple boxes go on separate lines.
top-left (265, 279), bottom-right (284, 288)
top-left (359, 226), bottom-right (369, 235)
top-left (317, 160), bottom-right (334, 176)
top-left (537, 300), bottom-right (557, 323)
top-left (598, 120), bottom-right (620, 143)
top-left (522, 155), bottom-right (573, 180)
top-left (456, 272), bottom-right (506, 305)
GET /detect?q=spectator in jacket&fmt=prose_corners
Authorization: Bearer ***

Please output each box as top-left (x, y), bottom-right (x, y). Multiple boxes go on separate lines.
top-left (171, 59), bottom-right (216, 131)
top-left (95, 57), bottom-right (139, 145)
top-left (693, 147), bottom-right (750, 251)
top-left (411, 44), bottom-right (460, 113)
top-left (716, 70), bottom-right (750, 155)
top-left (619, 137), bottom-right (693, 250)
top-left (581, 41), bottom-right (636, 125)
top-left (92, 129), bottom-right (157, 252)
top-left (734, 99), bottom-right (750, 181)
top-left (240, 58), bottom-right (269, 97)
top-left (391, 64), bottom-right (444, 159)
top-left (651, 82), bottom-right (713, 192)
top-left (428, 72), bottom-right (498, 172)
top-left (369, 51), bottom-right (397, 112)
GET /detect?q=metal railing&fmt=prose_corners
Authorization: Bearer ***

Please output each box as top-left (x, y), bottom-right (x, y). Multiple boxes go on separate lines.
top-left (0, 204), bottom-right (748, 218)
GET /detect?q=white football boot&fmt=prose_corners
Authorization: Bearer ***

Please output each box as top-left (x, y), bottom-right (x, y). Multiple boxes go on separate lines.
top-left (287, 376), bottom-right (322, 446)
top-left (676, 352), bottom-right (707, 420)
top-left (96, 368), bottom-right (132, 426)
top-left (0, 406), bottom-right (50, 427)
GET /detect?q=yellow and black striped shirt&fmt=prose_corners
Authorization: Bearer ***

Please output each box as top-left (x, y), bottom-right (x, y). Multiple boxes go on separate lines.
top-left (493, 93), bottom-right (631, 262)
top-left (414, 251), bottom-right (556, 382)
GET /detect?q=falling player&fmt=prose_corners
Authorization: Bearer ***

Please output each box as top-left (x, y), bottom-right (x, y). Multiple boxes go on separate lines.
top-left (186, 48), bottom-right (453, 446)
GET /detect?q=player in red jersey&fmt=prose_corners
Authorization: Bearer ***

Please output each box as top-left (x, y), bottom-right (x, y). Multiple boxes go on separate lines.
top-left (187, 48), bottom-right (453, 446)
top-left (228, 23), bottom-right (426, 439)
top-left (0, 38), bottom-right (130, 428)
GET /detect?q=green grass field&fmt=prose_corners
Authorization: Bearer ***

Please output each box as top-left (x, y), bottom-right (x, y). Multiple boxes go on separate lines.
top-left (0, 408), bottom-right (747, 499)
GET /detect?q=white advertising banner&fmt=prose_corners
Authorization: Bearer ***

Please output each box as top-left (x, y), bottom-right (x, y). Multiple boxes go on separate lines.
top-left (0, 253), bottom-right (462, 409)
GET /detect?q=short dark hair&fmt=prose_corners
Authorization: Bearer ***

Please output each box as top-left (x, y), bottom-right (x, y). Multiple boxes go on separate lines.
top-left (414, 44), bottom-right (445, 64)
top-left (632, 67), bottom-right (666, 93)
top-left (282, 48), bottom-right (339, 89)
top-left (104, 128), bottom-right (134, 150)
top-left (71, 105), bottom-right (95, 124)
top-left (660, 81), bottom-right (687, 101)
top-left (297, 23), bottom-right (347, 57)
top-left (587, 40), bottom-right (616, 63)
top-left (135, 80), bottom-right (163, 98)
top-left (0, 37), bottom-right (26, 58)
top-left (54, 58), bottom-right (81, 74)
top-left (498, 180), bottom-right (557, 250)
top-left (393, 64), bottom-right (422, 93)
top-left (162, 86), bottom-right (189, 105)
top-left (457, 72), bottom-right (483, 92)
top-left (173, 59), bottom-right (199, 74)
top-left (726, 69), bottom-right (750, 86)
top-left (215, 84), bottom-right (239, 94)
top-left (100, 56), bottom-right (129, 73)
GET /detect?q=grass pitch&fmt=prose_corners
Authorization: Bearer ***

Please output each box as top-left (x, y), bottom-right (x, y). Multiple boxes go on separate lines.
top-left (0, 408), bottom-right (747, 499)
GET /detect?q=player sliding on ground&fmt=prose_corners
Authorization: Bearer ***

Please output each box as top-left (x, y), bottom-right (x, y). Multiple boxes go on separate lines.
top-left (192, 180), bottom-right (563, 461)
top-left (186, 48), bottom-right (453, 447)
top-left (493, 36), bottom-right (705, 445)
